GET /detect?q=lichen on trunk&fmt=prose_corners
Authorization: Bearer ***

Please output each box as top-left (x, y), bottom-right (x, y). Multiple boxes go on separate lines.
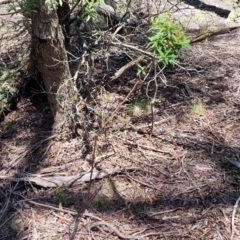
top-left (228, 0), bottom-right (240, 23)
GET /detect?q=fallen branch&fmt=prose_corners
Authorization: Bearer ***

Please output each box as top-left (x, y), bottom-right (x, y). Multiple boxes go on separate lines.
top-left (190, 26), bottom-right (240, 44)
top-left (11, 167), bottom-right (139, 188)
top-left (110, 55), bottom-right (145, 82)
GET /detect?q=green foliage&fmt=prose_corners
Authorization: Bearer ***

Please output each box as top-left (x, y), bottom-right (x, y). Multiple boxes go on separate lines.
top-left (147, 14), bottom-right (190, 66)
top-left (8, 0), bottom-right (74, 16)
top-left (8, 0), bottom-right (37, 17)
top-left (84, 0), bottom-right (103, 23)
top-left (136, 64), bottom-right (146, 76)
top-left (0, 74), bottom-right (14, 112)
top-left (93, 194), bottom-right (122, 212)
top-left (53, 188), bottom-right (71, 207)
top-left (191, 99), bottom-right (205, 115)
top-left (117, 115), bottom-right (130, 126)
top-left (129, 98), bottom-right (150, 116)
top-left (0, 121), bottom-right (17, 132)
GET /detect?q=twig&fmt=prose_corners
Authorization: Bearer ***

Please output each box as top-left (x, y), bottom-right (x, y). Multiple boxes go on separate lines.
top-left (142, 232), bottom-right (169, 238)
top-left (190, 26), bottom-right (240, 44)
top-left (18, 199), bottom-right (116, 221)
top-left (19, 198), bottom-right (118, 221)
top-left (148, 208), bottom-right (177, 217)
top-left (89, 221), bottom-right (146, 240)
top-left (70, 83), bottom-right (140, 239)
top-left (150, 102), bottom-right (154, 137)
top-left (112, 41), bottom-right (155, 58)
top-left (124, 171), bottom-right (162, 191)
top-left (103, 80), bottom-right (139, 130)
top-left (20, 199), bottom-right (77, 215)
top-left (0, 213), bottom-right (16, 230)
top-left (123, 139), bottom-right (172, 154)
top-left (95, 151), bottom-right (115, 164)
top-left (85, 80), bottom-right (139, 201)
top-left (150, 61), bottom-right (162, 137)
top-left (231, 195), bottom-right (240, 240)
top-left (0, 135), bottom-right (56, 175)
top-left (61, 0), bottom-right (82, 24)
top-left (181, 154), bottom-right (205, 206)
top-left (76, 54), bottom-right (144, 114)
top-left (207, 52), bottom-right (231, 69)
top-left (128, 118), bottom-right (170, 133)
top-left (121, 154), bottom-right (169, 177)
top-left (110, 56), bottom-right (144, 82)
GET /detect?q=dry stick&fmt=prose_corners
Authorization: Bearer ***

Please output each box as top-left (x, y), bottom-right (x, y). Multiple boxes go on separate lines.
top-left (180, 154), bottom-right (205, 206)
top-left (0, 135), bottom-right (56, 175)
top-left (127, 117), bottom-right (170, 133)
top-left (123, 139), bottom-right (172, 154)
top-left (70, 81), bottom-right (139, 240)
top-left (19, 199), bottom-right (107, 220)
top-left (231, 196), bottom-right (240, 240)
top-left (142, 232), bottom-right (171, 238)
top-left (121, 154), bottom-right (169, 177)
top-left (148, 209), bottom-right (177, 217)
top-left (112, 42), bottom-right (155, 58)
top-left (61, 0), bottom-right (82, 24)
top-left (86, 80), bottom-right (140, 200)
top-left (25, 199), bottom-right (116, 226)
top-left (124, 171), bottom-right (162, 191)
top-left (190, 26), bottom-right (240, 44)
top-left (0, 213), bottom-right (16, 230)
top-left (89, 221), bottom-right (146, 240)
top-left (150, 61), bottom-right (157, 137)
top-left (110, 55), bottom-right (145, 82)
top-left (207, 52), bottom-right (231, 69)
top-left (77, 56), bottom-right (145, 113)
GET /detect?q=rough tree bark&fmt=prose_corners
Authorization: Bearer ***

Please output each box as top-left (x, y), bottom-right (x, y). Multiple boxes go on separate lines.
top-left (30, 0), bottom-right (79, 131)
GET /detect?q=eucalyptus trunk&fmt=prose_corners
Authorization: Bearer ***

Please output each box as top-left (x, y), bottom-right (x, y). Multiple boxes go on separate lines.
top-left (30, 0), bottom-right (79, 131)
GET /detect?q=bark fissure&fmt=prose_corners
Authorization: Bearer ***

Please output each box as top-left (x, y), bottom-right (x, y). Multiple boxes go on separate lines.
top-left (30, 0), bottom-right (80, 131)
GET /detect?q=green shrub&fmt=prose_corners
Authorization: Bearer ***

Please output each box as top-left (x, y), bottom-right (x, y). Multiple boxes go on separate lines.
top-left (147, 14), bottom-right (190, 66)
top-left (8, 0), bottom-right (37, 17)
top-left (53, 188), bottom-right (71, 207)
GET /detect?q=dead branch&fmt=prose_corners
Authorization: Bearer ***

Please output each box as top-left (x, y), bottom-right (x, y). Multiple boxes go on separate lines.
top-left (9, 167), bottom-right (139, 188)
top-left (190, 26), bottom-right (240, 44)
top-left (110, 55), bottom-right (145, 82)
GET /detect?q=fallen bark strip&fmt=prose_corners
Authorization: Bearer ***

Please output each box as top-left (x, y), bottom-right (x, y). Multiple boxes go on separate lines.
top-left (11, 167), bottom-right (139, 188)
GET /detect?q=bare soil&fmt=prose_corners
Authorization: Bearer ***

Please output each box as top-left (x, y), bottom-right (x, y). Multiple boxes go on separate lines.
top-left (1, 1), bottom-right (240, 239)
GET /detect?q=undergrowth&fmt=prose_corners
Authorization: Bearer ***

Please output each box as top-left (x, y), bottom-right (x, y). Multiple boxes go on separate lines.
top-left (148, 14), bottom-right (190, 65)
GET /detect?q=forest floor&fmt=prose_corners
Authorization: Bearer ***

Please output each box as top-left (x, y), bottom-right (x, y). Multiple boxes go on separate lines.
top-left (1, 0), bottom-right (240, 239)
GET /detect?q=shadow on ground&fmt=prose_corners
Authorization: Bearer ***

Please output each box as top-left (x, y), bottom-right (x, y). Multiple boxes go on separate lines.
top-left (183, 0), bottom-right (230, 17)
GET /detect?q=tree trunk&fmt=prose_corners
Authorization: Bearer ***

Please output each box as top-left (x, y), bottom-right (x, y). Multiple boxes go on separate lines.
top-left (30, 0), bottom-right (79, 131)
top-left (228, 0), bottom-right (240, 23)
